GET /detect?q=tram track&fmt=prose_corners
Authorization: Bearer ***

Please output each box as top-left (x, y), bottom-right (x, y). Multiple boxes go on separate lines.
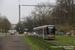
top-left (29, 36), bottom-right (65, 50)
top-left (32, 36), bottom-right (67, 46)
top-left (48, 40), bottom-right (68, 46)
top-left (51, 40), bottom-right (75, 46)
top-left (30, 36), bottom-right (75, 50)
top-left (48, 40), bottom-right (75, 50)
top-left (27, 36), bottom-right (49, 50)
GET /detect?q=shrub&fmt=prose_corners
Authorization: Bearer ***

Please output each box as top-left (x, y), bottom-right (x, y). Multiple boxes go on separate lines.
top-left (56, 26), bottom-right (68, 32)
top-left (72, 27), bottom-right (75, 30)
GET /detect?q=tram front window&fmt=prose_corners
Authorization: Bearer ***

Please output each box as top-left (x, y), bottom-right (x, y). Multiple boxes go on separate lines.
top-left (48, 27), bottom-right (55, 34)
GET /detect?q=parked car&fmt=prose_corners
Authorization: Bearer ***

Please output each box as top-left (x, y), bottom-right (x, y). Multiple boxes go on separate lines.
top-left (11, 32), bottom-right (15, 35)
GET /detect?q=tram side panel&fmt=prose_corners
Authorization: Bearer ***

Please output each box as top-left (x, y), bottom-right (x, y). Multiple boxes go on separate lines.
top-left (33, 26), bottom-right (55, 40)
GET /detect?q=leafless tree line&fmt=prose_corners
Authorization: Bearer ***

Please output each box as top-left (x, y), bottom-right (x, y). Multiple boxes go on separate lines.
top-left (0, 15), bottom-right (11, 32)
top-left (16, 0), bottom-right (75, 31)
top-left (54, 0), bottom-right (75, 26)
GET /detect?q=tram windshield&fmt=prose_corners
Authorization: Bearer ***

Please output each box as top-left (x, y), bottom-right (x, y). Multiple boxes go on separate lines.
top-left (48, 27), bottom-right (55, 34)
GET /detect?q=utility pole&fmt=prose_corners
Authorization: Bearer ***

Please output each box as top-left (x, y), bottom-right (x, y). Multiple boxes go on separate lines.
top-left (19, 4), bottom-right (21, 24)
top-left (3, 16), bottom-right (7, 36)
top-left (5, 19), bottom-right (7, 36)
top-left (18, 0), bottom-right (21, 24)
top-left (18, 0), bottom-right (21, 34)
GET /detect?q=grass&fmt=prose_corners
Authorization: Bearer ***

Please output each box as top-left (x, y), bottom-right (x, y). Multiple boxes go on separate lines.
top-left (56, 35), bottom-right (75, 44)
top-left (29, 36), bottom-right (75, 50)
top-left (29, 36), bottom-right (62, 50)
top-left (0, 36), bottom-right (8, 39)
top-left (0, 33), bottom-right (10, 39)
top-left (22, 35), bottom-right (45, 50)
top-left (55, 35), bottom-right (75, 50)
top-left (22, 35), bottom-right (75, 50)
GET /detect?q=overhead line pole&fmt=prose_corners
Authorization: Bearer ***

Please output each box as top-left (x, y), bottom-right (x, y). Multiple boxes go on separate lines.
top-left (19, 4), bottom-right (21, 24)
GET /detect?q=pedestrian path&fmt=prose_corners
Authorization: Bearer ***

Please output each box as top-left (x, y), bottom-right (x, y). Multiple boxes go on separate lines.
top-left (0, 34), bottom-right (31, 50)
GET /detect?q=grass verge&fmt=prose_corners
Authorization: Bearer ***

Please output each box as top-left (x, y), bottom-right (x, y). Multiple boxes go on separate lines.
top-left (0, 36), bottom-right (8, 39)
top-left (0, 34), bottom-right (10, 39)
top-left (22, 35), bottom-right (45, 50)
top-left (56, 35), bottom-right (75, 44)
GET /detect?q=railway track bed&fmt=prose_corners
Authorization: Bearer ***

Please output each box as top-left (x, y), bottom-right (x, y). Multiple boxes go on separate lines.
top-left (28, 36), bottom-right (75, 50)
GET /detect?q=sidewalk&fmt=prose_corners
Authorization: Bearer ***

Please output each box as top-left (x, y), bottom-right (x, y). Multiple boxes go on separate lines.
top-left (0, 34), bottom-right (31, 50)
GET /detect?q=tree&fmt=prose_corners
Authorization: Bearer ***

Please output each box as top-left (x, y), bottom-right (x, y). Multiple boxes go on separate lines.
top-left (0, 15), bottom-right (11, 32)
top-left (54, 0), bottom-right (75, 25)
top-left (31, 2), bottom-right (53, 25)
top-left (16, 23), bottom-right (24, 32)
top-left (22, 2), bottom-right (54, 31)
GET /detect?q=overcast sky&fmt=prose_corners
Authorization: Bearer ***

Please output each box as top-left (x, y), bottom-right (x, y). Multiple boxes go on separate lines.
top-left (0, 0), bottom-right (56, 24)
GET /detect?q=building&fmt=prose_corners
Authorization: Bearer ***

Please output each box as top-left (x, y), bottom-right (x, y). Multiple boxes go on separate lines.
top-left (11, 24), bottom-right (16, 29)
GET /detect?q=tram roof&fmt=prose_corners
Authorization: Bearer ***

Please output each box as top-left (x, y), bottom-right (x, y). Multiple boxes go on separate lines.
top-left (33, 25), bottom-right (55, 30)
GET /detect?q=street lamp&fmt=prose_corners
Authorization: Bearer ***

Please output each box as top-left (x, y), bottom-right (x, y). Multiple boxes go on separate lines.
top-left (19, 4), bottom-right (21, 24)
top-left (18, 0), bottom-right (21, 24)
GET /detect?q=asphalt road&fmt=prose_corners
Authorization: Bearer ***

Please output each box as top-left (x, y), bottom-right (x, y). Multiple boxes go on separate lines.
top-left (0, 33), bottom-right (31, 50)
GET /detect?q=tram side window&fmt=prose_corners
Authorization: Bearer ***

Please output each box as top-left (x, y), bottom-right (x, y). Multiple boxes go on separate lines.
top-left (37, 29), bottom-right (40, 34)
top-left (38, 29), bottom-right (42, 35)
top-left (35, 29), bottom-right (41, 34)
top-left (44, 28), bottom-right (47, 35)
top-left (34, 30), bottom-right (37, 34)
top-left (46, 27), bottom-right (49, 34)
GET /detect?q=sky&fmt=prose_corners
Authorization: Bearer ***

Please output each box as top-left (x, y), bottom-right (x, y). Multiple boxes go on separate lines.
top-left (0, 0), bottom-right (56, 24)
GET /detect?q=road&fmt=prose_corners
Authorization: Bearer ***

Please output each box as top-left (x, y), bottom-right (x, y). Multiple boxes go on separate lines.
top-left (0, 33), bottom-right (9, 37)
top-left (0, 33), bottom-right (31, 50)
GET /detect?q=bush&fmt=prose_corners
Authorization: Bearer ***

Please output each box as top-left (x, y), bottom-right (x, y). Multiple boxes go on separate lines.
top-left (72, 27), bottom-right (75, 30)
top-left (56, 26), bottom-right (68, 32)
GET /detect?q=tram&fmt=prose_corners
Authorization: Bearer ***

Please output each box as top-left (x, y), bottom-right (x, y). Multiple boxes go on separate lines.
top-left (17, 28), bottom-right (24, 34)
top-left (24, 28), bottom-right (28, 35)
top-left (33, 25), bottom-right (56, 39)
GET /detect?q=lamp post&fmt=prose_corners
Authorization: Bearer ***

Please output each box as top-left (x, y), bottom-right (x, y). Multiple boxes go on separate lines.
top-left (18, 0), bottom-right (21, 24)
top-left (18, 0), bottom-right (21, 34)
top-left (19, 4), bottom-right (21, 24)
top-left (6, 20), bottom-right (7, 36)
